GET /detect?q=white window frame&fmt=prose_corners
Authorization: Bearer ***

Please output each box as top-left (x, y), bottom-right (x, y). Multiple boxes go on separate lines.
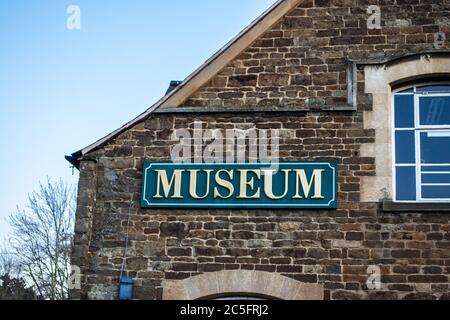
top-left (392, 82), bottom-right (450, 203)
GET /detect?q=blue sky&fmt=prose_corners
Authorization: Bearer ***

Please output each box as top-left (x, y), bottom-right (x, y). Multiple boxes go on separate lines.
top-left (0, 0), bottom-right (277, 241)
top-left (0, 0), bottom-right (275, 239)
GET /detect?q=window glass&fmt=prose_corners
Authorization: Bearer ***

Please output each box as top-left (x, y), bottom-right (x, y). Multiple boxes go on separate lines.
top-left (421, 165), bottom-right (450, 172)
top-left (419, 96), bottom-right (450, 126)
top-left (421, 173), bottom-right (450, 184)
top-left (420, 131), bottom-right (450, 164)
top-left (395, 131), bottom-right (415, 164)
top-left (395, 167), bottom-right (416, 201)
top-left (395, 95), bottom-right (415, 128)
top-left (422, 186), bottom-right (450, 199)
top-left (416, 85), bottom-right (450, 93)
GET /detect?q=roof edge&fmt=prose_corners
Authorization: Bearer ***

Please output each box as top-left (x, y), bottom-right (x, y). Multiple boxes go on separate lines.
top-left (69, 0), bottom-right (303, 165)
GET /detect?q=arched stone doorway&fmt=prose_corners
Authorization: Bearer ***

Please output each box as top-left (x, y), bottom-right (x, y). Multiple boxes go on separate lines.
top-left (162, 270), bottom-right (324, 300)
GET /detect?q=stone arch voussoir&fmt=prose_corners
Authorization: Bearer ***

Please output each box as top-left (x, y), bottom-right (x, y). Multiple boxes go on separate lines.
top-left (162, 270), bottom-right (324, 300)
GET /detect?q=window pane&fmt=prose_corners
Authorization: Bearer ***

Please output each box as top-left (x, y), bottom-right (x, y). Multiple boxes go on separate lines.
top-left (417, 85), bottom-right (450, 93)
top-left (398, 88), bottom-right (414, 93)
top-left (419, 96), bottom-right (450, 126)
top-left (421, 165), bottom-right (450, 172)
top-left (420, 131), bottom-right (450, 164)
top-left (422, 173), bottom-right (450, 184)
top-left (394, 95), bottom-right (415, 128)
top-left (396, 166), bottom-right (417, 201)
top-left (422, 186), bottom-right (450, 199)
top-left (395, 130), bottom-right (416, 164)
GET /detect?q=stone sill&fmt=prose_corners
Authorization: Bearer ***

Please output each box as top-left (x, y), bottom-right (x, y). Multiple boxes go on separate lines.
top-left (383, 200), bottom-right (450, 212)
top-left (155, 105), bottom-right (356, 114)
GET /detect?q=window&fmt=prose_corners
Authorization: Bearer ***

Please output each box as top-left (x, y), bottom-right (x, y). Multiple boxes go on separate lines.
top-left (393, 83), bottom-right (450, 202)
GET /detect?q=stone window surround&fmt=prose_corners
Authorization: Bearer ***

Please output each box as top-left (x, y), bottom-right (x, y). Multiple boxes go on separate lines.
top-left (360, 53), bottom-right (450, 208)
top-left (162, 270), bottom-right (324, 300)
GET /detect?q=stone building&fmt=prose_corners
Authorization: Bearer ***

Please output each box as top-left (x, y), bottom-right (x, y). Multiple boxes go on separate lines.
top-left (66, 0), bottom-right (450, 300)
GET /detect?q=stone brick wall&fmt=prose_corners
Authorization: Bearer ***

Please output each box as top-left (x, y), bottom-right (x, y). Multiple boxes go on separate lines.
top-left (70, 114), bottom-right (450, 300)
top-left (69, 0), bottom-right (450, 300)
top-left (184, 0), bottom-right (450, 110)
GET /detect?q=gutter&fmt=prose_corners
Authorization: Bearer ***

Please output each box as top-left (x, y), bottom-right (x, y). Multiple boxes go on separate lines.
top-left (65, 151), bottom-right (83, 170)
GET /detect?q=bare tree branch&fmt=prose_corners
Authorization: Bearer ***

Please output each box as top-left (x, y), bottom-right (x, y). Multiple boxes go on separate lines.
top-left (6, 177), bottom-right (75, 300)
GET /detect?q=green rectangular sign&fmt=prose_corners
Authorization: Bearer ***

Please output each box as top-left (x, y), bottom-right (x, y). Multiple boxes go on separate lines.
top-left (141, 162), bottom-right (337, 209)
